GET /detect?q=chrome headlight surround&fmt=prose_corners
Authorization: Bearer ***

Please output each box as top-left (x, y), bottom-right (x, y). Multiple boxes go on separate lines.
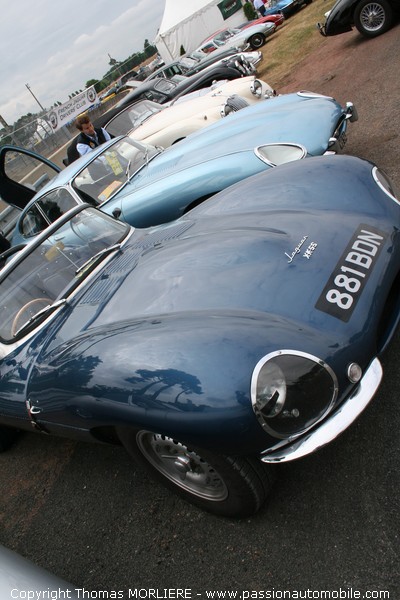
top-left (265, 88), bottom-right (276, 99)
top-left (373, 166), bottom-right (399, 204)
top-left (251, 350), bottom-right (338, 439)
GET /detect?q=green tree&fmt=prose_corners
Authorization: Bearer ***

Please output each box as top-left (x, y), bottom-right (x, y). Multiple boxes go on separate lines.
top-left (243, 1), bottom-right (257, 20)
top-left (144, 38), bottom-right (157, 57)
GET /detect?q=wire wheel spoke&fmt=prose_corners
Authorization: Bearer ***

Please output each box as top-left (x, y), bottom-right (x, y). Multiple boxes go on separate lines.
top-left (361, 4), bottom-right (385, 30)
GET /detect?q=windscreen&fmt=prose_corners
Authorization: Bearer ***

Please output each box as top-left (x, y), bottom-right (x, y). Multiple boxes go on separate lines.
top-left (0, 207), bottom-right (128, 340)
top-left (72, 137), bottom-right (158, 204)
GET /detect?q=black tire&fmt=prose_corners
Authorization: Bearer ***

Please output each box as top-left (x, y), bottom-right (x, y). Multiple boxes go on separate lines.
top-left (117, 428), bottom-right (275, 517)
top-left (354, 0), bottom-right (393, 37)
top-left (248, 33), bottom-right (266, 49)
top-left (0, 426), bottom-right (19, 452)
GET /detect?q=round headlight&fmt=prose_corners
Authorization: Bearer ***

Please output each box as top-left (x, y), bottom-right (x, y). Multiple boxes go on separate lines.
top-left (250, 79), bottom-right (263, 97)
top-left (255, 360), bottom-right (287, 418)
top-left (251, 350), bottom-right (338, 439)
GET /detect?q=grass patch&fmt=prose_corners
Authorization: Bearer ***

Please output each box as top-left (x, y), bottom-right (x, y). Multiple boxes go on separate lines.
top-left (256, 0), bottom-right (337, 86)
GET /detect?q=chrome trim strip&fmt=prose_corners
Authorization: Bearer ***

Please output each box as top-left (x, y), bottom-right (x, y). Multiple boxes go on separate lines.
top-left (297, 91), bottom-right (333, 100)
top-left (260, 357), bottom-right (383, 463)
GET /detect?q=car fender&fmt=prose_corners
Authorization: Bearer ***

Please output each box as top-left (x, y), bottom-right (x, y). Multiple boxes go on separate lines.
top-left (134, 112), bottom-right (222, 148)
top-left (27, 310), bottom-right (331, 455)
top-left (322, 0), bottom-right (361, 34)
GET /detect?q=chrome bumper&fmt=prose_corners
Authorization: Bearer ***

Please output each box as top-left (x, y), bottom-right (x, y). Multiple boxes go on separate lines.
top-left (325, 102), bottom-right (358, 154)
top-left (345, 101), bottom-right (358, 123)
top-left (260, 357), bottom-right (383, 463)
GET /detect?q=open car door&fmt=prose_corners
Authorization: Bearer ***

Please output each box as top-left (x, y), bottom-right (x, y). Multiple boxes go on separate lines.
top-left (0, 145), bottom-right (61, 211)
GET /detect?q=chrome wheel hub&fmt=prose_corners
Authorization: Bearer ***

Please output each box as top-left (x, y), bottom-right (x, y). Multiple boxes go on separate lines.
top-left (136, 431), bottom-right (228, 501)
top-left (360, 3), bottom-right (385, 31)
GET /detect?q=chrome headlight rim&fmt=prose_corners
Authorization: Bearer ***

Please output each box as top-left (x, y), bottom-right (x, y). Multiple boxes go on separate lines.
top-left (251, 349), bottom-right (339, 440)
top-left (372, 166), bottom-right (399, 204)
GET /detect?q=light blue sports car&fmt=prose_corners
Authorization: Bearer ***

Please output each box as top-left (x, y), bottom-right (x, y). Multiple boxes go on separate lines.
top-left (263, 0), bottom-right (311, 18)
top-left (0, 91), bottom-right (357, 247)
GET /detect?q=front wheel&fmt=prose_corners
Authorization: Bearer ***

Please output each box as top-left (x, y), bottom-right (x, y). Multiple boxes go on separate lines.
top-left (354, 0), bottom-right (393, 37)
top-left (117, 428), bottom-right (275, 517)
top-left (249, 33), bottom-right (266, 49)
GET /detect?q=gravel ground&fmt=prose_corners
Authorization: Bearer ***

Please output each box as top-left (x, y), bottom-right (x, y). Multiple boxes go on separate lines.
top-left (274, 21), bottom-right (400, 190)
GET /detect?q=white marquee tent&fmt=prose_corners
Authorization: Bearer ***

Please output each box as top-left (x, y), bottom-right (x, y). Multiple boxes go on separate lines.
top-left (155, 0), bottom-right (246, 62)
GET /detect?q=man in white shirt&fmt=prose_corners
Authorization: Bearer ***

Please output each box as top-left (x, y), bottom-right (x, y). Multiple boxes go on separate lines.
top-left (254, 0), bottom-right (267, 16)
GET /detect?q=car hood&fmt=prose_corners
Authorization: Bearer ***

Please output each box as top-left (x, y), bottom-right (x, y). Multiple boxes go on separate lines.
top-left (266, 0), bottom-right (292, 12)
top-left (124, 92), bottom-right (345, 191)
top-left (97, 214), bottom-right (317, 322)
top-left (130, 76), bottom-right (270, 142)
top-left (84, 156), bottom-right (399, 358)
top-left (130, 92), bottom-right (233, 140)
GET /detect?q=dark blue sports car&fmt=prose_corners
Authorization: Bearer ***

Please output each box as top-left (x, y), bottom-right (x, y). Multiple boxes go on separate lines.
top-left (0, 155), bottom-right (399, 517)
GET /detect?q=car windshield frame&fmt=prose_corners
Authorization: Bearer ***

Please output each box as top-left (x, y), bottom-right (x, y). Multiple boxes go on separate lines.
top-left (71, 137), bottom-right (160, 205)
top-left (213, 29), bottom-right (236, 43)
top-left (18, 187), bottom-right (81, 240)
top-left (0, 205), bottom-right (130, 343)
top-left (104, 100), bottom-right (163, 136)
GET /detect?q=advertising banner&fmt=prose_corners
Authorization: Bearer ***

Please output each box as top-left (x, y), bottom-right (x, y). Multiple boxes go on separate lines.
top-left (218, 0), bottom-right (242, 19)
top-left (47, 87), bottom-right (98, 132)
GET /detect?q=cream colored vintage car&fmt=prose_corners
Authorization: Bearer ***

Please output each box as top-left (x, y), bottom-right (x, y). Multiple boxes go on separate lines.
top-left (103, 76), bottom-right (276, 149)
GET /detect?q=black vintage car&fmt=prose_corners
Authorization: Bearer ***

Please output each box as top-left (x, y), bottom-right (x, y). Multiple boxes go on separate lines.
top-left (317, 0), bottom-right (399, 37)
top-left (143, 48), bottom-right (260, 82)
top-left (115, 56), bottom-right (254, 109)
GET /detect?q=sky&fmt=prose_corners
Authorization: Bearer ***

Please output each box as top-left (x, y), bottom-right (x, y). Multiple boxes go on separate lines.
top-left (0, 0), bottom-right (166, 125)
